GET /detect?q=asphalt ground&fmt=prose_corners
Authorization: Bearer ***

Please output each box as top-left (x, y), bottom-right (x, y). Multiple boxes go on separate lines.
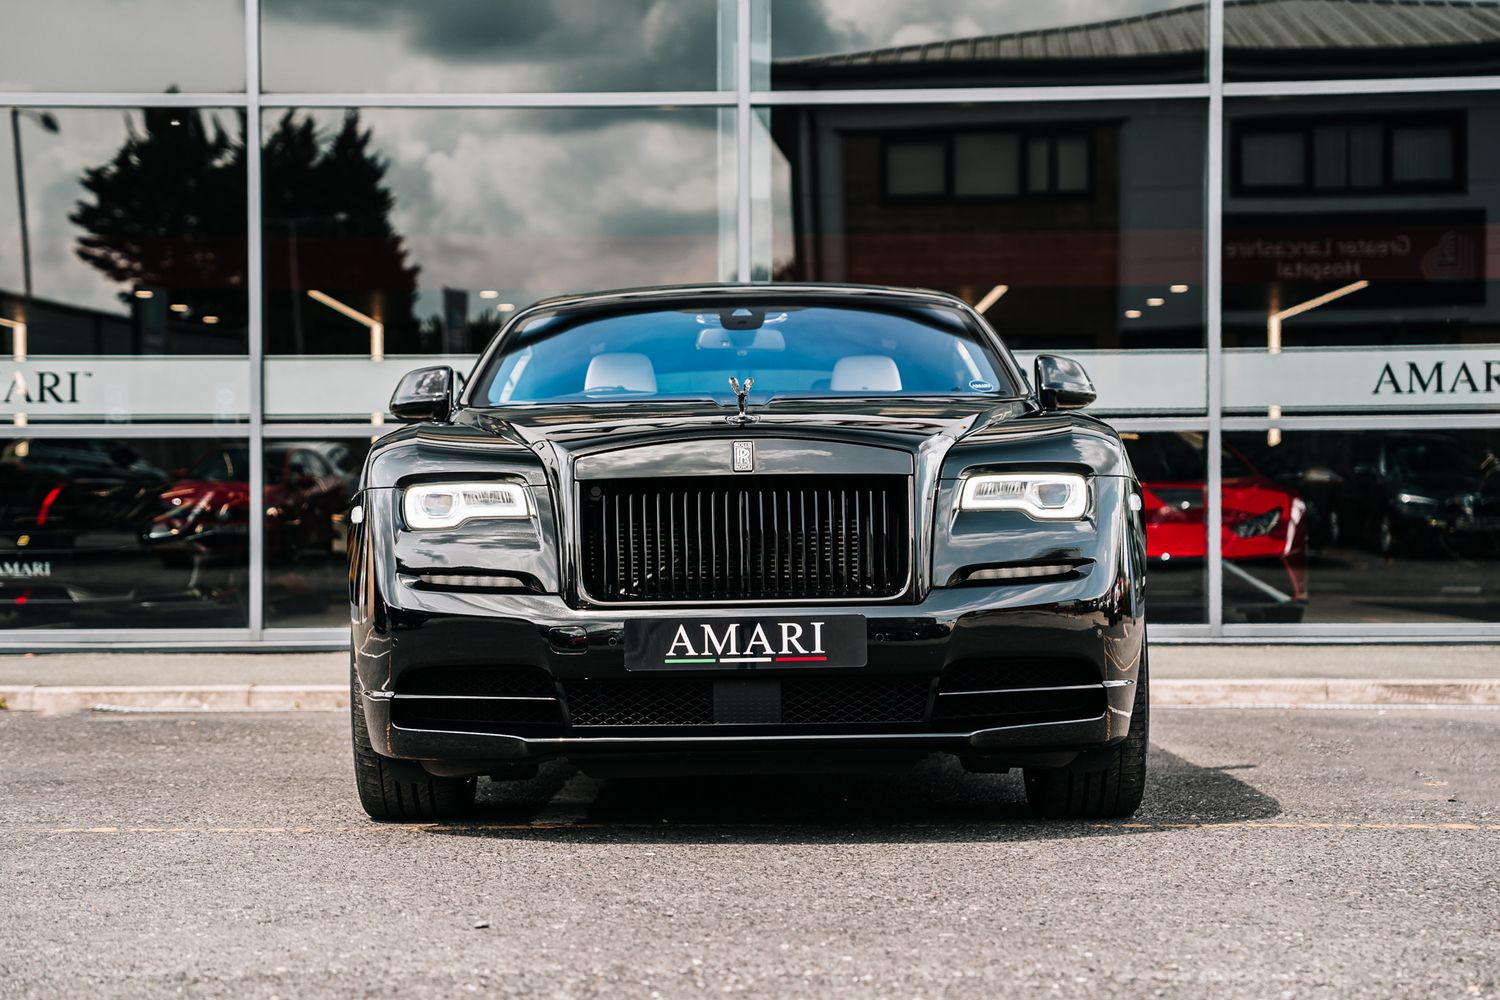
top-left (1, 706), bottom-right (1498, 998)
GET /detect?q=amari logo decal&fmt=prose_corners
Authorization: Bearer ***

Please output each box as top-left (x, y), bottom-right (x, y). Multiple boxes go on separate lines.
top-left (664, 620), bottom-right (827, 664)
top-left (625, 615), bottom-right (867, 671)
top-left (0, 561), bottom-right (52, 578)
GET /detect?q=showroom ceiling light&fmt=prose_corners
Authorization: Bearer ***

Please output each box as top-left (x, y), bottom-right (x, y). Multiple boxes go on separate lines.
top-left (974, 283), bottom-right (1009, 314)
top-left (308, 289), bottom-right (385, 361)
top-left (1124, 309), bottom-right (1142, 319)
top-left (1169, 284), bottom-right (1189, 293)
top-left (1146, 297), bottom-right (1164, 306)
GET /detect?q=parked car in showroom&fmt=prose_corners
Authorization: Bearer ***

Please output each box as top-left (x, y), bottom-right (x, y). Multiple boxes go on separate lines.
top-left (1125, 431), bottom-right (1308, 623)
top-left (347, 285), bottom-right (1149, 820)
top-left (1341, 432), bottom-right (1500, 557)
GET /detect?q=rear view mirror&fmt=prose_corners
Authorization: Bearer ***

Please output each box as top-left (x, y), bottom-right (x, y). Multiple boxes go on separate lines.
top-left (390, 366), bottom-right (455, 422)
top-left (1034, 354), bottom-right (1096, 411)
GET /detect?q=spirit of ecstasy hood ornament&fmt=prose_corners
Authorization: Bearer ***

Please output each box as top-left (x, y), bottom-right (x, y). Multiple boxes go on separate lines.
top-left (726, 376), bottom-right (756, 424)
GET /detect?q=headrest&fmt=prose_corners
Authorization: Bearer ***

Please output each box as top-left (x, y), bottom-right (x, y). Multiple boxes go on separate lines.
top-left (584, 353), bottom-right (656, 394)
top-left (830, 355), bottom-right (902, 392)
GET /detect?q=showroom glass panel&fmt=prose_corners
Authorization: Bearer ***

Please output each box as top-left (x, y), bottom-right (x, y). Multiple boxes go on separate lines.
top-left (0, 108), bottom-right (249, 424)
top-left (260, 0), bottom-right (735, 93)
top-left (262, 437), bottom-right (368, 628)
top-left (1225, 0), bottom-right (1500, 82)
top-left (758, 101), bottom-right (1207, 415)
top-left (0, 0), bottom-right (244, 92)
top-left (0, 436), bottom-right (248, 629)
top-left (1223, 430), bottom-right (1500, 624)
top-left (260, 107), bottom-right (735, 421)
top-left (1119, 430), bottom-right (1206, 624)
top-left (1224, 94), bottom-right (1500, 416)
top-left (754, 0), bottom-right (1204, 89)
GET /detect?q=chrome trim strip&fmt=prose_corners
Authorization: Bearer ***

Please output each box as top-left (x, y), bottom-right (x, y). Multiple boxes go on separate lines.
top-left (385, 712), bottom-right (1109, 745)
top-left (391, 694), bottom-right (558, 702)
top-left (938, 683), bottom-right (1108, 697)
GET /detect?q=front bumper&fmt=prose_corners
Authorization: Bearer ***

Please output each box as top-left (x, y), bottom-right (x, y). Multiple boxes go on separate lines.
top-left (353, 574), bottom-right (1145, 770)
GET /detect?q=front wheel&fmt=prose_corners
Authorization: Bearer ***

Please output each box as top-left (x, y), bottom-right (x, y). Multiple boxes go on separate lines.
top-left (351, 660), bottom-right (475, 821)
top-left (1023, 649), bottom-right (1149, 819)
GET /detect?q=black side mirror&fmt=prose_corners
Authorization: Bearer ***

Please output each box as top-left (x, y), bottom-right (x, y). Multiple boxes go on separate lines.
top-left (390, 366), bottom-right (455, 422)
top-left (1034, 354), bottom-right (1096, 411)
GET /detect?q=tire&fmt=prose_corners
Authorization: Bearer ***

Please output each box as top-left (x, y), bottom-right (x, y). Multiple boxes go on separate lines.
top-left (350, 661), bottom-right (476, 821)
top-left (1023, 648), bottom-right (1149, 819)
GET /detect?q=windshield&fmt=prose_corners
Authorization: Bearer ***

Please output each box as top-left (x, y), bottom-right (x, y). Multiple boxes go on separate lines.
top-left (470, 302), bottom-right (1016, 406)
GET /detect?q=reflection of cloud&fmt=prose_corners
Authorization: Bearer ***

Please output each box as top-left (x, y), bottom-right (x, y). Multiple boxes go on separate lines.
top-left (261, 0), bottom-right (727, 92)
top-left (299, 108), bottom-right (730, 305)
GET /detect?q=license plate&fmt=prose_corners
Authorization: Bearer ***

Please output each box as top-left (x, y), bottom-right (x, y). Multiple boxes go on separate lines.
top-left (624, 615), bottom-right (866, 671)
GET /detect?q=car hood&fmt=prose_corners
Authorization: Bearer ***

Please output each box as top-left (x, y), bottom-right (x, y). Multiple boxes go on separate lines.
top-left (454, 397), bottom-right (1033, 451)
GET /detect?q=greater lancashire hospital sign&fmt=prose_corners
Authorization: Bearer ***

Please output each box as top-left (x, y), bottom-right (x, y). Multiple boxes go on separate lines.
top-left (0, 349), bottom-right (1496, 422)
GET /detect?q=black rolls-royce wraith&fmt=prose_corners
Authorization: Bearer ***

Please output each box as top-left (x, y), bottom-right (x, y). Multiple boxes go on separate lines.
top-left (349, 284), bottom-right (1149, 820)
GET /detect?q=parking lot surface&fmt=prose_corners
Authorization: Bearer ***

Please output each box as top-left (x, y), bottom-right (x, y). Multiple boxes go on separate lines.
top-left (1, 706), bottom-right (1497, 998)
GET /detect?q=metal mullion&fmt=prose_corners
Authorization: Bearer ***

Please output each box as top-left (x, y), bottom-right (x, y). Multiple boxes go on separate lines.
top-left (262, 422), bottom-right (391, 438)
top-left (1223, 413), bottom-right (1500, 432)
top-left (735, 0), bottom-right (752, 281)
top-left (752, 84), bottom-right (1211, 106)
top-left (0, 423), bottom-right (250, 439)
top-left (1225, 76), bottom-right (1500, 98)
top-left (0, 92), bottom-right (249, 107)
top-left (246, 0), bottom-right (266, 640)
top-left (1206, 0), bottom-right (1225, 636)
top-left (1222, 623), bottom-right (1500, 639)
top-left (259, 92), bottom-right (736, 109)
top-left (1105, 417), bottom-right (1211, 433)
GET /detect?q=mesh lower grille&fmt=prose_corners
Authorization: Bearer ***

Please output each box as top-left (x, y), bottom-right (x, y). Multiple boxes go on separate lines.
top-left (564, 679), bottom-right (715, 727)
top-left (781, 677), bottom-right (929, 725)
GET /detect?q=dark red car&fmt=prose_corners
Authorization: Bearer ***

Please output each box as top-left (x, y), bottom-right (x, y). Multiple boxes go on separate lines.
top-left (1124, 432), bottom-right (1307, 621)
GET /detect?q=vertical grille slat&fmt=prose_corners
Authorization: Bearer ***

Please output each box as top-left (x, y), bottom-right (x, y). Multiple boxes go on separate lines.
top-left (581, 475), bottom-right (909, 603)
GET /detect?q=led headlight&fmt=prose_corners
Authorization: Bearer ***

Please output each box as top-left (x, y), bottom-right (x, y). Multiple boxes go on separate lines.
top-left (402, 482), bottom-right (531, 530)
top-left (958, 473), bottom-right (1089, 520)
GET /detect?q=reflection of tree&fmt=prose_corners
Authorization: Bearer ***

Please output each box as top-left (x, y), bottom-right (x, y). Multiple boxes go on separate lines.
top-left (68, 106), bottom-right (421, 354)
top-left (263, 110), bottom-right (420, 354)
top-left (69, 106), bottom-right (248, 339)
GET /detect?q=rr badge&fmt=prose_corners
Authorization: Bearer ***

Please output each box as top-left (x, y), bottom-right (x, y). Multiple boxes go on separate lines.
top-left (732, 440), bottom-right (754, 472)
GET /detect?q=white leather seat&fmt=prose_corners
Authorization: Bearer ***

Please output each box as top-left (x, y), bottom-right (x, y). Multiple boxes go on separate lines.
top-left (830, 355), bottom-right (902, 392)
top-left (584, 353), bottom-right (657, 394)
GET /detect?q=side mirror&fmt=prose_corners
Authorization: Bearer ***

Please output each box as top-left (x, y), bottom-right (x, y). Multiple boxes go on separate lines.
top-left (1034, 354), bottom-right (1096, 411)
top-left (390, 366), bottom-right (455, 422)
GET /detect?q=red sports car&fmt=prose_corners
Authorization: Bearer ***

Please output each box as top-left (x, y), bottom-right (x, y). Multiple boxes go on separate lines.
top-left (1125, 432), bottom-right (1307, 620)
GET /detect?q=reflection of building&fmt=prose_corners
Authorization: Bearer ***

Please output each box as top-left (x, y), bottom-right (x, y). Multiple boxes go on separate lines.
top-left (769, 102), bottom-right (1205, 351)
top-left (774, 0), bottom-right (1500, 87)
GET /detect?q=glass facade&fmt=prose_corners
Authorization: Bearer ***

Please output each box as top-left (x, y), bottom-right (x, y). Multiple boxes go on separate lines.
top-left (2, 0), bottom-right (1498, 642)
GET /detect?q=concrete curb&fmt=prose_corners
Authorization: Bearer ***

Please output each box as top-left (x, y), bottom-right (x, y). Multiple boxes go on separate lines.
top-left (1, 679), bottom-right (1498, 715)
top-left (0, 684), bottom-right (347, 715)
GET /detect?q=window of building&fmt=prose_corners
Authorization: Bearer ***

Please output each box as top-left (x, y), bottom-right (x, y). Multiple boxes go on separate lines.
top-left (882, 129), bottom-right (1092, 200)
top-left (1233, 115), bottom-right (1464, 195)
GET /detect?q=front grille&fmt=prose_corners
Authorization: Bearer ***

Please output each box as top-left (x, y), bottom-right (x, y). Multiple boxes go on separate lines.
top-left (578, 475), bottom-right (911, 603)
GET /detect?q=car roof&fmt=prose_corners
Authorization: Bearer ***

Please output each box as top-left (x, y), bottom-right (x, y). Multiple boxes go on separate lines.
top-left (518, 282), bottom-right (971, 315)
